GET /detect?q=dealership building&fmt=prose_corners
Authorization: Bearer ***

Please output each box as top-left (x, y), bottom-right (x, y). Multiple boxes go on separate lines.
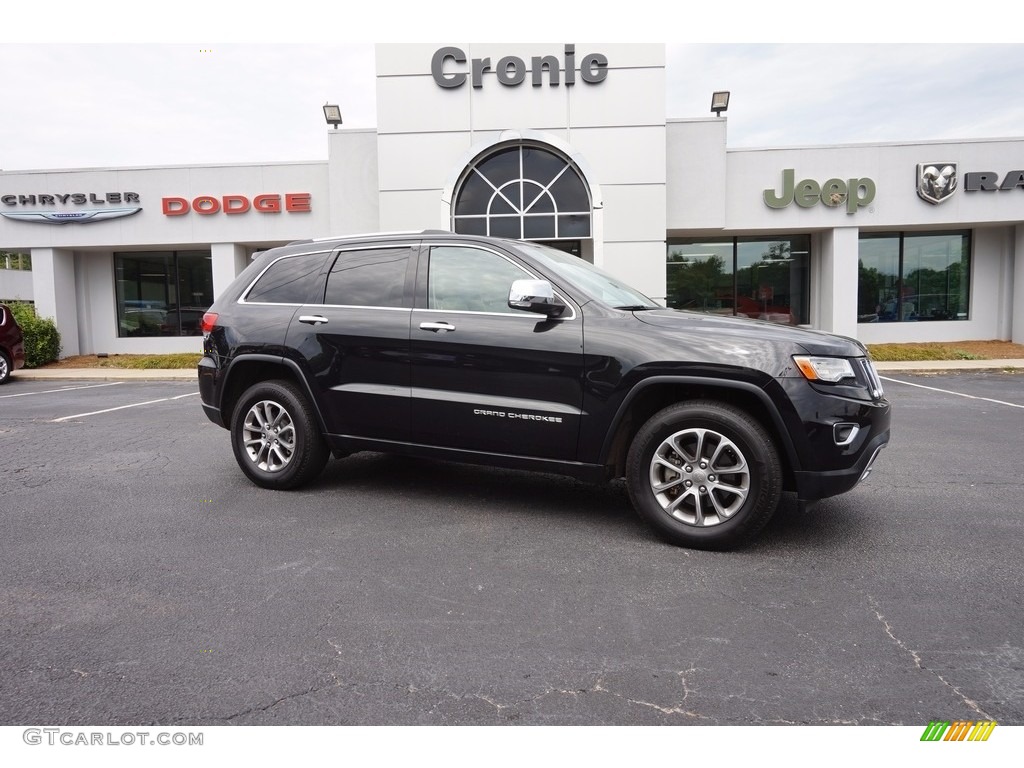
top-left (2, 43), bottom-right (1023, 357)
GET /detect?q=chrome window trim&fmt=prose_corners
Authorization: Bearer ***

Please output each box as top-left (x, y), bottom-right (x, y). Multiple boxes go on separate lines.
top-left (303, 304), bottom-right (412, 313)
top-left (414, 307), bottom-right (565, 320)
top-left (238, 240), bottom-right (580, 319)
top-left (240, 301), bottom-right (307, 308)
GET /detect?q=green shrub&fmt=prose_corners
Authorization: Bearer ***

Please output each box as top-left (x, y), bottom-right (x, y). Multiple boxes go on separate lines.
top-left (7, 302), bottom-right (61, 368)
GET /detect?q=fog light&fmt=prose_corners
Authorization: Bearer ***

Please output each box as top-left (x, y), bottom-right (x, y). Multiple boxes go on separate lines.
top-left (833, 423), bottom-right (860, 446)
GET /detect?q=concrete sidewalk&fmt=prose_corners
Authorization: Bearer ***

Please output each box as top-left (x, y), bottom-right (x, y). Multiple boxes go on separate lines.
top-left (11, 367), bottom-right (196, 381)
top-left (873, 358), bottom-right (1024, 372)
top-left (9, 359), bottom-right (1024, 381)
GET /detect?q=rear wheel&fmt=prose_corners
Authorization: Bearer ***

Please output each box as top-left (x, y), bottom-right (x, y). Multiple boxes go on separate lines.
top-left (0, 350), bottom-right (10, 384)
top-left (626, 401), bottom-right (782, 550)
top-left (230, 380), bottom-right (328, 489)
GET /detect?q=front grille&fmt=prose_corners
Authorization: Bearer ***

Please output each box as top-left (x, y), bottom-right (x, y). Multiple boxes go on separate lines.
top-left (856, 357), bottom-right (884, 399)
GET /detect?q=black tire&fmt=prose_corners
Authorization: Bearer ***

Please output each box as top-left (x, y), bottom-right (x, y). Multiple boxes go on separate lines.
top-left (0, 350), bottom-right (10, 385)
top-left (230, 379), bottom-right (328, 489)
top-left (626, 401), bottom-right (782, 550)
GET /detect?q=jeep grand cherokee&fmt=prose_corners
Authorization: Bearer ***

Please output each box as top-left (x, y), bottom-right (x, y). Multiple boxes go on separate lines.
top-left (198, 232), bottom-right (890, 550)
top-left (0, 303), bottom-right (26, 385)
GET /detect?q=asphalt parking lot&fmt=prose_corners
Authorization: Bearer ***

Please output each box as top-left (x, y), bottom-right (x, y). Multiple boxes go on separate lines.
top-left (0, 372), bottom-right (1021, 726)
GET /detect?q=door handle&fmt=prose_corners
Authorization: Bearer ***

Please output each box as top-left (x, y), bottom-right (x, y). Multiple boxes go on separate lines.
top-left (298, 315), bottom-right (329, 325)
top-left (419, 321), bottom-right (456, 333)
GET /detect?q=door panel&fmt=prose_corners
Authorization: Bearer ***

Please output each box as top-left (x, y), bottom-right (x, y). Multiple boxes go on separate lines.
top-left (285, 245), bottom-right (416, 441)
top-left (410, 245), bottom-right (584, 460)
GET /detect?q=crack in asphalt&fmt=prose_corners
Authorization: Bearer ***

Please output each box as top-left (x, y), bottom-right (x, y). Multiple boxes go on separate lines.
top-left (407, 669), bottom-right (713, 722)
top-left (868, 596), bottom-right (992, 719)
top-left (220, 683), bottom-right (331, 723)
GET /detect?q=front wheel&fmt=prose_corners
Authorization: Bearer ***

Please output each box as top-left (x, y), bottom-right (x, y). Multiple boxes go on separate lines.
top-left (626, 401), bottom-right (782, 550)
top-left (0, 350), bottom-right (10, 384)
top-left (230, 380), bottom-right (328, 489)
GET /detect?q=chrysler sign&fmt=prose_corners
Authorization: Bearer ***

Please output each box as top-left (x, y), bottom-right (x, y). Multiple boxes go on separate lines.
top-left (0, 191), bottom-right (142, 224)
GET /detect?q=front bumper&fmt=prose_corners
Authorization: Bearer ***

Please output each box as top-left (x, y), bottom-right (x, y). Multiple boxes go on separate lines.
top-left (794, 428), bottom-right (889, 501)
top-left (777, 376), bottom-right (891, 502)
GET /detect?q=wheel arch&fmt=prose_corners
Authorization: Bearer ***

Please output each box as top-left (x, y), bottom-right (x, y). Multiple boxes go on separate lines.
top-left (600, 376), bottom-right (800, 488)
top-left (220, 355), bottom-right (328, 434)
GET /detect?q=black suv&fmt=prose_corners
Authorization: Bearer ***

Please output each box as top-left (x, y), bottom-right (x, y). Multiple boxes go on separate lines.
top-left (0, 303), bottom-right (26, 385)
top-left (198, 232), bottom-right (890, 550)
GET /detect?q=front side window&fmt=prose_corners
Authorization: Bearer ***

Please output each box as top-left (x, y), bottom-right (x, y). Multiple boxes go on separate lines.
top-left (858, 232), bottom-right (970, 323)
top-left (115, 250), bottom-right (213, 337)
top-left (427, 246), bottom-right (534, 314)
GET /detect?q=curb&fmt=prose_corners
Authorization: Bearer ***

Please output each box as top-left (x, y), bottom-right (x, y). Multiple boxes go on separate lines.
top-left (11, 369), bottom-right (196, 381)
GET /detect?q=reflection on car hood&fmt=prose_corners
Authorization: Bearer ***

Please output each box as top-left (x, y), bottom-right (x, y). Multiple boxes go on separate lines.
top-left (635, 309), bottom-right (865, 357)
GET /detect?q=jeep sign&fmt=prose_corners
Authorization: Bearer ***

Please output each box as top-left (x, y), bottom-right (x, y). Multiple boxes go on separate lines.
top-left (763, 169), bottom-right (875, 214)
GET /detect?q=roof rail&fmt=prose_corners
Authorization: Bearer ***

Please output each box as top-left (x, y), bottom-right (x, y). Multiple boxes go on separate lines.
top-left (304, 229), bottom-right (455, 244)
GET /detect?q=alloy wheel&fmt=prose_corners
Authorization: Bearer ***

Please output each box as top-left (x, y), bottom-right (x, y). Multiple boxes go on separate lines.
top-left (648, 427), bottom-right (751, 527)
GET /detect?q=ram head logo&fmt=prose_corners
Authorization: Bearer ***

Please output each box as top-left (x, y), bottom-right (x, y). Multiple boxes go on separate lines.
top-left (917, 163), bottom-right (958, 205)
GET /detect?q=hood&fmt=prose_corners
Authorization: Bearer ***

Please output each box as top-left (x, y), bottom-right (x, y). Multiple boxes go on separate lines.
top-left (634, 310), bottom-right (866, 357)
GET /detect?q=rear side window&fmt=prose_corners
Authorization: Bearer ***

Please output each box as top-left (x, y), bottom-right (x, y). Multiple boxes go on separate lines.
top-left (245, 252), bottom-right (328, 304)
top-left (324, 247), bottom-right (412, 308)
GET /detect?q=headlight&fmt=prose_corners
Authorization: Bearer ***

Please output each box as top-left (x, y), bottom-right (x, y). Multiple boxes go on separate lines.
top-left (793, 355), bottom-right (856, 383)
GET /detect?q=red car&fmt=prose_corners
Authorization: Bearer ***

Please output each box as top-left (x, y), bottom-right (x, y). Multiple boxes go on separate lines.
top-left (0, 303), bottom-right (26, 384)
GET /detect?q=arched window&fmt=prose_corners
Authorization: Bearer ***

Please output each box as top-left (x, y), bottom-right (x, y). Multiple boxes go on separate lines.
top-left (452, 143), bottom-right (591, 241)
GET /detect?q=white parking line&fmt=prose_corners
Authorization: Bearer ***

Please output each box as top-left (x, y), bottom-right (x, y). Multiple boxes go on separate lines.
top-left (0, 382), bottom-right (124, 399)
top-left (879, 376), bottom-right (1024, 409)
top-left (51, 391), bottom-right (200, 422)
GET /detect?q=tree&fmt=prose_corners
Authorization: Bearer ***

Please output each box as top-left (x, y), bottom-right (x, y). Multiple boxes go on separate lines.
top-left (667, 250), bottom-right (727, 311)
top-left (7, 302), bottom-right (61, 367)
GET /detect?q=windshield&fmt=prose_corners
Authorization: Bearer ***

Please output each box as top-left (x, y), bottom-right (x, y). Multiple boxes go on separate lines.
top-left (517, 243), bottom-right (659, 309)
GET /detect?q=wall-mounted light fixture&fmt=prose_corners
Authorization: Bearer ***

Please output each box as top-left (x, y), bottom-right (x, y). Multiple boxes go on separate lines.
top-left (323, 104), bottom-right (343, 129)
top-left (711, 91), bottom-right (730, 116)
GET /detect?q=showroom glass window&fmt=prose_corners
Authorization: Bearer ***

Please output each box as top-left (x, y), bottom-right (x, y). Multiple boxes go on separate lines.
top-left (857, 232), bottom-right (970, 323)
top-left (452, 143), bottom-right (591, 241)
top-left (114, 251), bottom-right (213, 337)
top-left (666, 236), bottom-right (810, 325)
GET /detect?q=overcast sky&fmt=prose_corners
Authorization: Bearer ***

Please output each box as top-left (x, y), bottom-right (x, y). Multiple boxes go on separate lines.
top-left (2, 5), bottom-right (1019, 172)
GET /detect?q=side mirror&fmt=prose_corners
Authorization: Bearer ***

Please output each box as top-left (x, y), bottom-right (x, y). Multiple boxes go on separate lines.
top-left (508, 279), bottom-right (565, 317)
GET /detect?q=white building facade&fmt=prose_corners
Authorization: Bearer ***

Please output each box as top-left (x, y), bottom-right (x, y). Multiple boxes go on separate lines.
top-left (2, 43), bottom-right (1022, 357)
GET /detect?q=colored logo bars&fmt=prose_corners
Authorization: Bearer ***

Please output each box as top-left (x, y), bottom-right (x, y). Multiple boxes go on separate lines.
top-left (920, 720), bottom-right (997, 742)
